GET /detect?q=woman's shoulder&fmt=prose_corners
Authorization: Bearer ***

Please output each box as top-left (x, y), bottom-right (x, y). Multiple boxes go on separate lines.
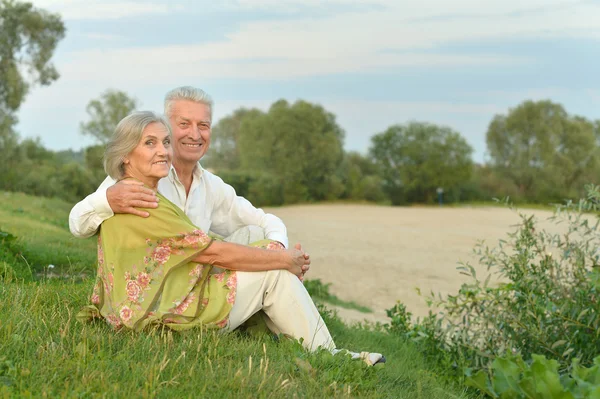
top-left (102, 196), bottom-right (178, 228)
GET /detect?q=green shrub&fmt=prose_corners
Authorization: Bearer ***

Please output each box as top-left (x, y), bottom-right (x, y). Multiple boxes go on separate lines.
top-left (387, 184), bottom-right (600, 377)
top-left (217, 170), bottom-right (284, 206)
top-left (0, 230), bottom-right (27, 280)
top-left (466, 353), bottom-right (600, 398)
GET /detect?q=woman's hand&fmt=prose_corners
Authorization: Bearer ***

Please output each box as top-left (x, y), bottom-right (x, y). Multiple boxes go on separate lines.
top-left (286, 243), bottom-right (311, 281)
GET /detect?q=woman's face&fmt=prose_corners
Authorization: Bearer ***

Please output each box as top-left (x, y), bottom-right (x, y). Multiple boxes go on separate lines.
top-left (124, 122), bottom-right (172, 184)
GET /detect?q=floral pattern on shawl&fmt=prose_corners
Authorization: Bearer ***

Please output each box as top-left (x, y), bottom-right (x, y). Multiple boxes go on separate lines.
top-left (77, 192), bottom-right (241, 332)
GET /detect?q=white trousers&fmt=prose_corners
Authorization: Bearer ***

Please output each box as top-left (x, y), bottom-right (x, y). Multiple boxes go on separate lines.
top-left (222, 226), bottom-right (335, 352)
top-left (228, 269), bottom-right (335, 352)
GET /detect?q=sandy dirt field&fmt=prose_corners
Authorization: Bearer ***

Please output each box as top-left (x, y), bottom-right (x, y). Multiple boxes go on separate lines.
top-left (264, 204), bottom-right (563, 325)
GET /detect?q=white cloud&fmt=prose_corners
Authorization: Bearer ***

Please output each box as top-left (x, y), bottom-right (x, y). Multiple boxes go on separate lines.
top-left (41, 0), bottom-right (600, 82)
top-left (56, 48), bottom-right (528, 85)
top-left (83, 33), bottom-right (127, 41)
top-left (224, 0), bottom-right (587, 20)
top-left (18, 0), bottom-right (599, 160)
top-left (30, 0), bottom-right (172, 20)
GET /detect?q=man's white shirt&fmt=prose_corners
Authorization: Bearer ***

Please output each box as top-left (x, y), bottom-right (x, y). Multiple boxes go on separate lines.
top-left (68, 164), bottom-right (288, 247)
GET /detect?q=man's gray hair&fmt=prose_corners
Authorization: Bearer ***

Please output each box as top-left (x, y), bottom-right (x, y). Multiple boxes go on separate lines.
top-left (104, 111), bottom-right (172, 180)
top-left (164, 86), bottom-right (213, 118)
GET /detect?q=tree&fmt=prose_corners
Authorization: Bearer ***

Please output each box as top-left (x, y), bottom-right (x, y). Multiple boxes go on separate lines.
top-left (0, 0), bottom-right (64, 115)
top-left (84, 144), bottom-right (106, 184)
top-left (205, 108), bottom-right (263, 171)
top-left (486, 100), bottom-right (599, 201)
top-left (0, 0), bottom-right (64, 192)
top-left (80, 89), bottom-right (139, 144)
top-left (238, 99), bottom-right (345, 203)
top-left (0, 0), bottom-right (65, 171)
top-left (337, 152), bottom-right (386, 202)
top-left (369, 122), bottom-right (473, 204)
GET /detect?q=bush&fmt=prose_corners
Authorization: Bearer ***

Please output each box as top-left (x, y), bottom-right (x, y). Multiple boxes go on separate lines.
top-left (467, 353), bottom-right (600, 398)
top-left (386, 184), bottom-right (600, 378)
top-left (0, 230), bottom-right (26, 280)
top-left (217, 170), bottom-right (284, 206)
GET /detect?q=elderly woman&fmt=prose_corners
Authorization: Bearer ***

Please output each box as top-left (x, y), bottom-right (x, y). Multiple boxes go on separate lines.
top-left (78, 111), bottom-right (384, 365)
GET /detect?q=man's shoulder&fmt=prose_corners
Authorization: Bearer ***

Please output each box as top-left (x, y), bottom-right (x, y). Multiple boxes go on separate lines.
top-left (198, 165), bottom-right (227, 186)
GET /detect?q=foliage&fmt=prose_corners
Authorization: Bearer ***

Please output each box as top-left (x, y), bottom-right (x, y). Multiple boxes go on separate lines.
top-left (469, 164), bottom-right (523, 203)
top-left (0, 0), bottom-right (65, 189)
top-left (0, 229), bottom-right (21, 280)
top-left (237, 99), bottom-right (346, 203)
top-left (55, 148), bottom-right (85, 165)
top-left (0, 0), bottom-right (65, 114)
top-left (0, 138), bottom-right (96, 202)
top-left (486, 100), bottom-right (600, 202)
top-left (84, 144), bottom-right (107, 184)
top-left (369, 122), bottom-right (473, 205)
top-left (466, 353), bottom-right (600, 399)
top-left (206, 108), bottom-right (263, 171)
top-left (386, 184), bottom-right (600, 381)
top-left (336, 152), bottom-right (387, 203)
top-left (217, 170), bottom-right (284, 207)
top-left (80, 89), bottom-right (139, 144)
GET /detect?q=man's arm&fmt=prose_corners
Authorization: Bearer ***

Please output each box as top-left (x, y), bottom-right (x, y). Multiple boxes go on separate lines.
top-left (69, 177), bottom-right (159, 238)
top-left (208, 174), bottom-right (289, 248)
top-left (69, 176), bottom-right (117, 238)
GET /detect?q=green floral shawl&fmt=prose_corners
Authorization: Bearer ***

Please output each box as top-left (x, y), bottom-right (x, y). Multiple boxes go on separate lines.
top-left (77, 192), bottom-right (237, 332)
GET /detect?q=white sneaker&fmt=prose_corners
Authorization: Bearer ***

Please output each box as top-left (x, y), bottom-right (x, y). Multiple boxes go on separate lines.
top-left (331, 348), bottom-right (386, 366)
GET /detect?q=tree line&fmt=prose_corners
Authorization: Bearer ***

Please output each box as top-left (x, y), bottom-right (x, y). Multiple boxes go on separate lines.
top-left (1, 1), bottom-right (599, 206)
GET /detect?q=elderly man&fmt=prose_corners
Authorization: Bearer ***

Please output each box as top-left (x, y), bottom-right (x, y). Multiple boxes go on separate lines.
top-left (70, 86), bottom-right (302, 273)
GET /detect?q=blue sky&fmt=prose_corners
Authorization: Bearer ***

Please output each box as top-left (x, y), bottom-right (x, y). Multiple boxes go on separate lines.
top-left (21, 0), bottom-right (600, 163)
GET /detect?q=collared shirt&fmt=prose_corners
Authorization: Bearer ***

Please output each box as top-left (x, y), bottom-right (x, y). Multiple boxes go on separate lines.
top-left (68, 163), bottom-right (288, 247)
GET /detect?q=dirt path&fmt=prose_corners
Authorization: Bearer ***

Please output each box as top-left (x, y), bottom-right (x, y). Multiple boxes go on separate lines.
top-left (264, 204), bottom-right (560, 325)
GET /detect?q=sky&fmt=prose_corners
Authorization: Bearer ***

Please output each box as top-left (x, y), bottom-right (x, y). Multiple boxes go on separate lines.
top-left (19, 0), bottom-right (600, 163)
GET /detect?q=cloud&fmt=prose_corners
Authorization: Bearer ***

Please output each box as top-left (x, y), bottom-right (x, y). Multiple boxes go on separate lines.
top-left (56, 49), bottom-right (527, 85)
top-left (42, 0), bottom-right (599, 82)
top-left (19, 0), bottom-right (599, 161)
top-left (83, 33), bottom-right (127, 41)
top-left (31, 0), bottom-right (174, 20)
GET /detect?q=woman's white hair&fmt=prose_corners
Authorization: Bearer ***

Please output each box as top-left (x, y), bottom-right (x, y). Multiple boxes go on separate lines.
top-left (164, 86), bottom-right (213, 118)
top-left (104, 111), bottom-right (172, 180)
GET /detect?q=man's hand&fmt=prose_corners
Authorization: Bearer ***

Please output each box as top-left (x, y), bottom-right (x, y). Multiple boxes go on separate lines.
top-left (106, 180), bottom-right (158, 218)
top-left (294, 243), bottom-right (310, 282)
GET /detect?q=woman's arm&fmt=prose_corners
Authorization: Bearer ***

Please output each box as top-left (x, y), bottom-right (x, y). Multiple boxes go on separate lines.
top-left (193, 241), bottom-right (309, 278)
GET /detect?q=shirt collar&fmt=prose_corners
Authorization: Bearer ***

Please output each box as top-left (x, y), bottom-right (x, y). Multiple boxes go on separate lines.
top-left (168, 162), bottom-right (204, 183)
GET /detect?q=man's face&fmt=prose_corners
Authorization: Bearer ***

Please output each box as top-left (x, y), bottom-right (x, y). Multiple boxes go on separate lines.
top-left (168, 100), bottom-right (212, 165)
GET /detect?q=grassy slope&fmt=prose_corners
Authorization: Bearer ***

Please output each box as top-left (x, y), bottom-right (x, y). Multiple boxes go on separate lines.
top-left (0, 191), bottom-right (97, 278)
top-left (0, 191), bottom-right (473, 398)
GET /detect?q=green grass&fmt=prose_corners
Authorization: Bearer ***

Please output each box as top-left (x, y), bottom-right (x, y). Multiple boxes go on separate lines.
top-left (0, 191), bottom-right (97, 279)
top-left (304, 279), bottom-right (373, 313)
top-left (452, 200), bottom-right (557, 211)
top-left (0, 191), bottom-right (474, 398)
